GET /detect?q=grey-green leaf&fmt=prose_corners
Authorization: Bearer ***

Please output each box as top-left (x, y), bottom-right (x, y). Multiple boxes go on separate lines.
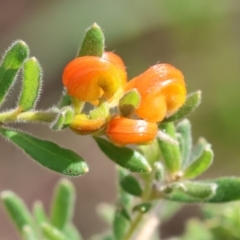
top-left (50, 179), bottom-right (75, 230)
top-left (78, 23), bottom-right (105, 57)
top-left (184, 182), bottom-right (217, 199)
top-left (184, 144), bottom-right (213, 179)
top-left (158, 122), bottom-right (181, 173)
top-left (163, 91), bottom-right (202, 122)
top-left (41, 223), bottom-right (66, 240)
top-left (94, 137), bottom-right (151, 173)
top-left (0, 127), bottom-right (89, 176)
top-left (188, 137), bottom-right (207, 166)
top-left (22, 225), bottom-right (38, 240)
top-left (166, 177), bottom-right (240, 203)
top-left (0, 40), bottom-right (29, 105)
top-left (32, 201), bottom-right (48, 226)
top-left (1, 191), bottom-right (37, 236)
top-left (176, 119), bottom-right (192, 168)
top-left (18, 57), bottom-right (42, 111)
top-left (120, 175), bottom-right (142, 197)
top-left (63, 223), bottom-right (82, 240)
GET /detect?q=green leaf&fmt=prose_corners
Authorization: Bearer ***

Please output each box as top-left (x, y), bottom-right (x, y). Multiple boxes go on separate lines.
top-left (41, 222), bottom-right (66, 240)
top-left (63, 223), bottom-right (82, 240)
top-left (179, 181), bottom-right (217, 199)
top-left (163, 91), bottom-right (202, 122)
top-left (32, 201), bottom-right (48, 226)
top-left (113, 207), bottom-right (130, 240)
top-left (120, 175), bottom-right (142, 197)
top-left (0, 40), bottom-right (29, 105)
top-left (1, 191), bottom-right (37, 236)
top-left (132, 202), bottom-right (152, 213)
top-left (158, 122), bottom-right (181, 173)
top-left (166, 177), bottom-right (240, 203)
top-left (138, 139), bottom-right (161, 165)
top-left (176, 119), bottom-right (192, 168)
top-left (94, 137), bottom-right (151, 173)
top-left (119, 89), bottom-right (141, 117)
top-left (22, 225), bottom-right (38, 240)
top-left (78, 23), bottom-right (105, 57)
top-left (184, 144), bottom-right (213, 179)
top-left (50, 179), bottom-right (75, 230)
top-left (18, 57), bottom-right (42, 111)
top-left (0, 127), bottom-right (89, 176)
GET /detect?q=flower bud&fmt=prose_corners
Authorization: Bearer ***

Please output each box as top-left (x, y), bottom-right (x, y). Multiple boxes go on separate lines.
top-left (106, 116), bottom-right (158, 146)
top-left (62, 56), bottom-right (124, 102)
top-left (69, 114), bottom-right (105, 135)
top-left (125, 64), bottom-right (186, 122)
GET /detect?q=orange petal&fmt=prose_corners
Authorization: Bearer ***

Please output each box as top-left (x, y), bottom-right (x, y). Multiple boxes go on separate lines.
top-left (106, 116), bottom-right (158, 146)
top-left (103, 52), bottom-right (127, 106)
top-left (70, 114), bottom-right (105, 135)
top-left (62, 56), bottom-right (123, 102)
top-left (125, 63), bottom-right (186, 122)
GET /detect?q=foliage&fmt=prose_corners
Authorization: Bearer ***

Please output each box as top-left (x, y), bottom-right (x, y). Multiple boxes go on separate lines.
top-left (0, 24), bottom-right (240, 240)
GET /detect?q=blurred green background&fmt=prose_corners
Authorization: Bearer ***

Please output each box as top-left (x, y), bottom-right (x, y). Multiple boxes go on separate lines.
top-left (1, 0), bottom-right (240, 239)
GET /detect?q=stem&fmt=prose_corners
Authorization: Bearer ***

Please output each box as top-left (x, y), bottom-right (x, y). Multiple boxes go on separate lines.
top-left (123, 212), bottom-right (143, 240)
top-left (122, 173), bottom-right (157, 240)
top-left (71, 97), bottom-right (85, 114)
top-left (0, 109), bottom-right (57, 124)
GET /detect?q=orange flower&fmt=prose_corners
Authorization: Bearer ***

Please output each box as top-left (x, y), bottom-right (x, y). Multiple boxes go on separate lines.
top-left (62, 52), bottom-right (126, 103)
top-left (106, 116), bottom-right (158, 146)
top-left (125, 64), bottom-right (186, 122)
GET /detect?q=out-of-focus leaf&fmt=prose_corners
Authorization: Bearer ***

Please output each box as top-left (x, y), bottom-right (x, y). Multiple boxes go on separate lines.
top-left (113, 207), bottom-right (130, 240)
top-left (22, 225), bottom-right (38, 240)
top-left (1, 191), bottom-right (37, 237)
top-left (120, 175), bottom-right (142, 197)
top-left (41, 223), bottom-right (66, 240)
top-left (63, 223), bottom-right (82, 240)
top-left (50, 179), bottom-right (75, 230)
top-left (32, 201), bottom-right (48, 226)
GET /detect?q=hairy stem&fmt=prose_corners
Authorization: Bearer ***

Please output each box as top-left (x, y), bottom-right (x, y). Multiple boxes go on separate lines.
top-left (123, 173), bottom-right (158, 240)
top-left (0, 109), bottom-right (57, 124)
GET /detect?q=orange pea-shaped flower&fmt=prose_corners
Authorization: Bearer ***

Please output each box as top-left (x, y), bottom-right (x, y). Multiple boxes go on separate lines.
top-left (62, 54), bottom-right (125, 102)
top-left (70, 114), bottom-right (105, 135)
top-left (106, 116), bottom-right (158, 146)
top-left (125, 64), bottom-right (186, 122)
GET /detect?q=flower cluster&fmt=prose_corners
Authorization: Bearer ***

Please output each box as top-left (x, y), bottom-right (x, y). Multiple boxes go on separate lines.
top-left (62, 51), bottom-right (186, 146)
